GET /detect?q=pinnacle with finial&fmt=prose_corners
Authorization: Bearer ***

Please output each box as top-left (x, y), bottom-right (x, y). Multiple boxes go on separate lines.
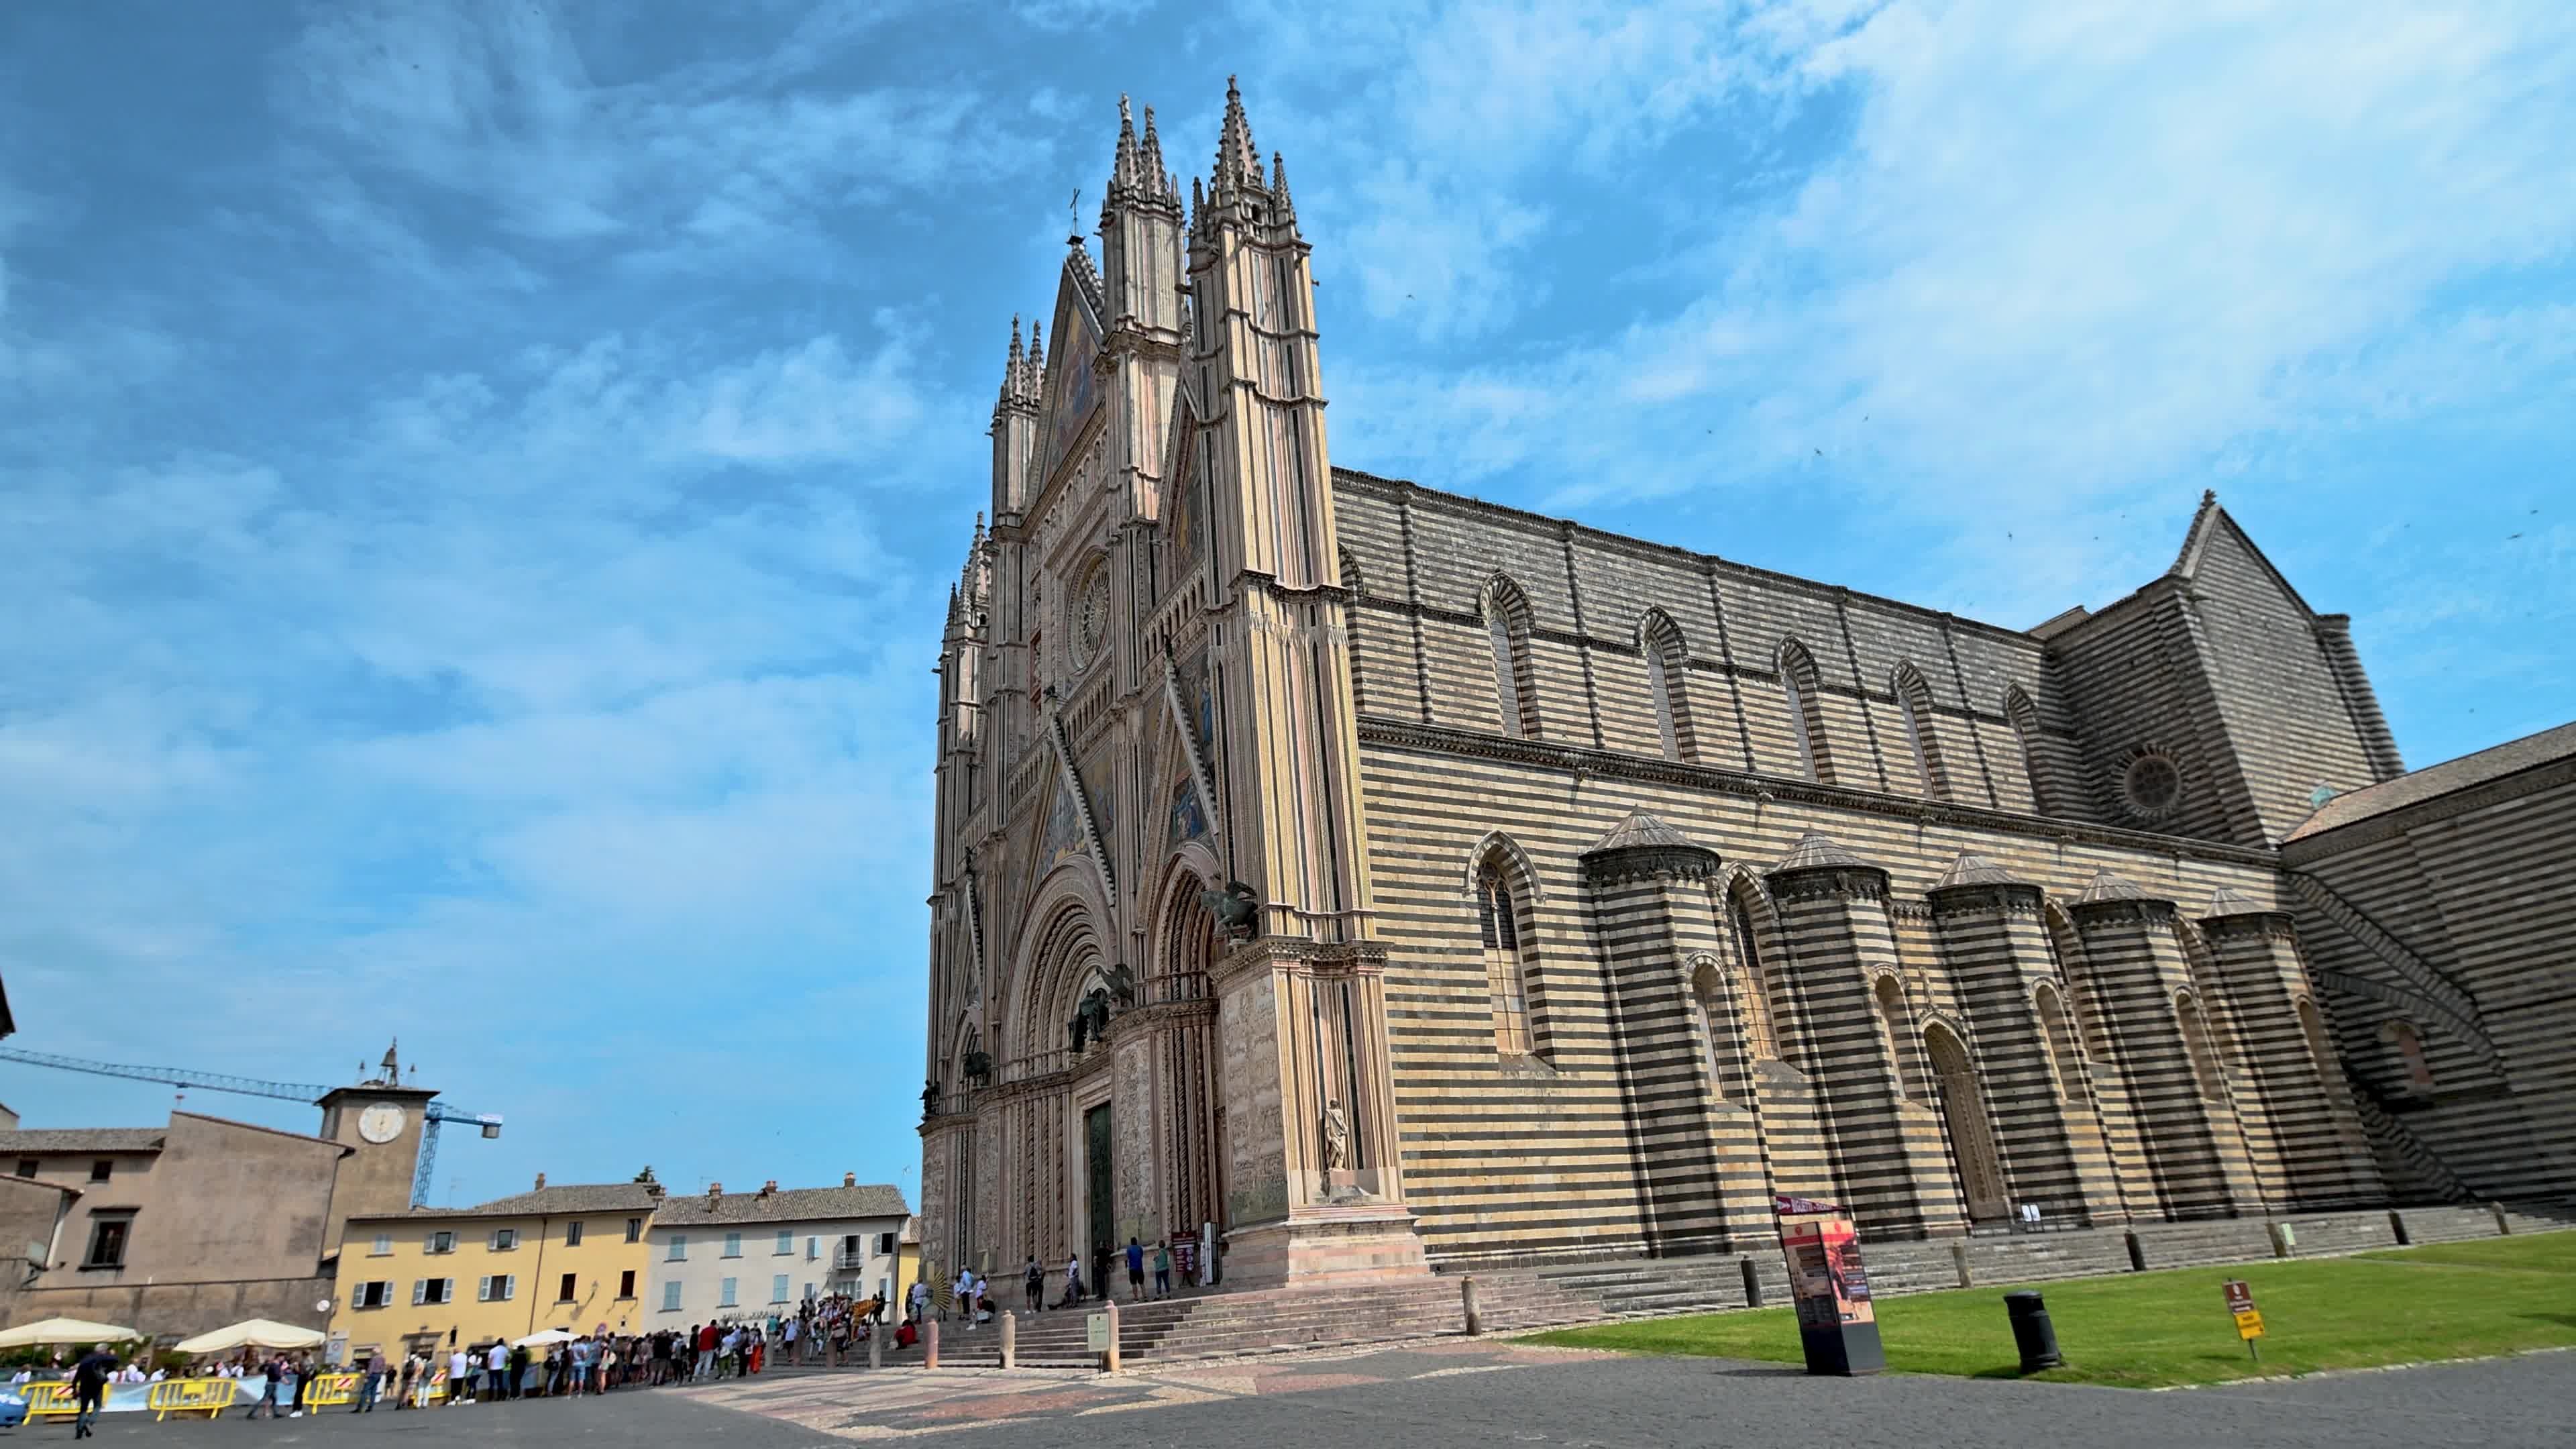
top-left (1113, 94), bottom-right (1138, 191)
top-left (1216, 74), bottom-right (1260, 187)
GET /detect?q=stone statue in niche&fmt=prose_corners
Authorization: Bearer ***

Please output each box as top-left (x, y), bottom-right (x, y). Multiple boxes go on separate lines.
top-left (1102, 961), bottom-right (1138, 1010)
top-left (1321, 1099), bottom-right (1351, 1171)
top-left (1068, 988), bottom-right (1113, 1052)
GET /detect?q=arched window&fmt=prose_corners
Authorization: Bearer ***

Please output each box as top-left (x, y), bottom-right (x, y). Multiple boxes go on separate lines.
top-left (1476, 860), bottom-right (1536, 1057)
top-left (1778, 639), bottom-right (1834, 784)
top-left (1688, 957), bottom-right (1740, 1099)
top-left (2176, 990), bottom-right (2224, 1102)
top-left (1726, 889), bottom-right (1780, 1061)
top-left (2004, 684), bottom-right (2054, 815)
top-left (1892, 663), bottom-right (1949, 800)
top-left (1640, 610), bottom-right (1697, 763)
top-left (2033, 983), bottom-right (2086, 1103)
top-left (1874, 975), bottom-right (1917, 1097)
top-left (1340, 547), bottom-right (1367, 714)
top-left (2383, 1019), bottom-right (2432, 1087)
top-left (2295, 997), bottom-right (2337, 1089)
top-left (1481, 578), bottom-right (1540, 740)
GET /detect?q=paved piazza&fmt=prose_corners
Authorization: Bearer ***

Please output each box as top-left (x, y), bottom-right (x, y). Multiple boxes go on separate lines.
top-left (48, 1346), bottom-right (2575, 1446)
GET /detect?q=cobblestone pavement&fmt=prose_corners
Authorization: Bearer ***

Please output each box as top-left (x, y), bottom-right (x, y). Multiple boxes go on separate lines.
top-left (678, 1340), bottom-right (2576, 1448)
top-left (46, 1346), bottom-right (2573, 1446)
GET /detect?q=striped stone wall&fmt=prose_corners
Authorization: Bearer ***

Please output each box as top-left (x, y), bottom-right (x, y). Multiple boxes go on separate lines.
top-left (2285, 755), bottom-right (2576, 1203)
top-left (1355, 716), bottom-right (2377, 1265)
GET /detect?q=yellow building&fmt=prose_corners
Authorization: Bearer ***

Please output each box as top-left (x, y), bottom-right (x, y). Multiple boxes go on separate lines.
top-left (330, 1175), bottom-right (663, 1362)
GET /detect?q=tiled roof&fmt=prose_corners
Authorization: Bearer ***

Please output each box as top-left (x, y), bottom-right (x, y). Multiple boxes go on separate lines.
top-left (1585, 808), bottom-right (1697, 854)
top-left (2204, 885), bottom-right (2263, 916)
top-left (2285, 720), bottom-right (2576, 844)
top-left (467, 1183), bottom-right (667, 1216)
top-left (2075, 868), bottom-right (2151, 904)
top-left (346, 1181), bottom-right (667, 1225)
top-left (651, 1184), bottom-right (910, 1227)
top-left (1932, 851), bottom-right (2018, 889)
top-left (1773, 832), bottom-right (1865, 873)
top-left (0, 1128), bottom-right (166, 1155)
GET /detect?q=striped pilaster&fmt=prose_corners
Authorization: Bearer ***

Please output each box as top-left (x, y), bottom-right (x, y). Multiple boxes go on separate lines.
top-left (1578, 814), bottom-right (1758, 1253)
top-left (1928, 871), bottom-right (2127, 1226)
top-left (2070, 883), bottom-right (2252, 1217)
top-left (2198, 906), bottom-right (2383, 1208)
top-left (1767, 837), bottom-right (1962, 1237)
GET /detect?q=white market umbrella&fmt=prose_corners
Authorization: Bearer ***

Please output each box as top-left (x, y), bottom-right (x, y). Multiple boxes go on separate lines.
top-left (0, 1316), bottom-right (142, 1348)
top-left (512, 1330), bottom-right (576, 1348)
top-left (172, 1320), bottom-right (326, 1355)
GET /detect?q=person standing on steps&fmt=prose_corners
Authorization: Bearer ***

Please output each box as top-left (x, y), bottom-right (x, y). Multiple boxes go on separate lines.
top-left (1125, 1238), bottom-right (1146, 1301)
top-left (1024, 1254), bottom-right (1045, 1313)
top-left (1153, 1241), bottom-right (1173, 1299)
top-left (1061, 1250), bottom-right (1083, 1309)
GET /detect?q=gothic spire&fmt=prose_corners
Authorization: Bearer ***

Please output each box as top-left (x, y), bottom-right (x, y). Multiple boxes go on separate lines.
top-left (1111, 93), bottom-right (1140, 195)
top-left (1214, 74), bottom-right (1262, 191)
top-left (1140, 105), bottom-right (1169, 203)
top-left (1271, 150), bottom-right (1295, 223)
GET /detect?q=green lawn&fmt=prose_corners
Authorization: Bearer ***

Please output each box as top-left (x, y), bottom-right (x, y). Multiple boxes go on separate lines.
top-left (1525, 1229), bottom-right (2576, 1389)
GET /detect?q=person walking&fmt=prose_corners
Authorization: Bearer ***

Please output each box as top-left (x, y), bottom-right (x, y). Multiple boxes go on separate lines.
top-left (393, 1351), bottom-right (419, 1410)
top-left (1152, 1240), bottom-right (1173, 1299)
top-left (244, 1354), bottom-right (283, 1418)
top-left (354, 1349), bottom-right (386, 1413)
top-left (1024, 1254), bottom-right (1046, 1313)
top-left (1061, 1251), bottom-right (1083, 1309)
top-left (449, 1345), bottom-right (474, 1405)
top-left (1125, 1238), bottom-right (1146, 1301)
top-left (289, 1354), bottom-right (313, 1417)
top-left (907, 1275), bottom-right (930, 1325)
top-left (71, 1343), bottom-right (115, 1440)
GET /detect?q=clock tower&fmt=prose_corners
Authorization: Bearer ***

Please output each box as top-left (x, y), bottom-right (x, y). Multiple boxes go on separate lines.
top-left (317, 1039), bottom-right (439, 1252)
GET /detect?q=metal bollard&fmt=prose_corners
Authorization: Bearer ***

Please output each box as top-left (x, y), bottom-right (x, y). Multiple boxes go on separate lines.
top-left (2004, 1291), bottom-right (2061, 1374)
top-left (1104, 1300), bottom-right (1121, 1373)
top-left (1001, 1311), bottom-right (1016, 1371)
top-left (1739, 1256), bottom-right (1763, 1308)
top-left (924, 1320), bottom-right (939, 1370)
top-left (1461, 1275), bottom-right (1483, 1336)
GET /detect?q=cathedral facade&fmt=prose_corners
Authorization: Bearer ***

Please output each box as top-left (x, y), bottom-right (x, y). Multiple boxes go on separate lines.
top-left (919, 83), bottom-right (2563, 1289)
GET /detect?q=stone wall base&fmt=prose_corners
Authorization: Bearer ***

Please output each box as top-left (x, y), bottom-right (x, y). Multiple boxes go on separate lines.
top-left (1223, 1204), bottom-right (1432, 1289)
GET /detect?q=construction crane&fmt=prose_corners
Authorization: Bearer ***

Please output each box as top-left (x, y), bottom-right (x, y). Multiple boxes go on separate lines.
top-left (0, 1044), bottom-right (502, 1209)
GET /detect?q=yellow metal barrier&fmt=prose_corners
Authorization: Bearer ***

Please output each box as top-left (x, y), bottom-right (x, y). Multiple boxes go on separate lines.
top-left (302, 1371), bottom-right (362, 1407)
top-left (20, 1382), bottom-right (79, 1421)
top-left (147, 1377), bottom-right (239, 1421)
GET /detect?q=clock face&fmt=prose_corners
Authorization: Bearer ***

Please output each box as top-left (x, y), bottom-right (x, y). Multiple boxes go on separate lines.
top-left (1074, 570), bottom-right (1111, 670)
top-left (358, 1102), bottom-right (407, 1144)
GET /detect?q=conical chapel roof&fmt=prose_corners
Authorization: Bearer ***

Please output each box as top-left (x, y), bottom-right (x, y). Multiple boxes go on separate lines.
top-left (2075, 867), bottom-right (2151, 904)
top-left (1587, 808), bottom-right (1697, 854)
top-left (1933, 851), bottom-right (2019, 889)
top-left (1774, 832), bottom-right (1866, 873)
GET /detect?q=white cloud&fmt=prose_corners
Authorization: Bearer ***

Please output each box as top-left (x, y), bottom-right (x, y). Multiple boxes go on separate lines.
top-left (273, 0), bottom-right (1042, 267)
top-left (1291, 0), bottom-right (2576, 629)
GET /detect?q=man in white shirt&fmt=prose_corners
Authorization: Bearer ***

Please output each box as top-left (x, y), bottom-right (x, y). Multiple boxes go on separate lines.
top-left (447, 1349), bottom-right (473, 1405)
top-left (484, 1342), bottom-right (508, 1401)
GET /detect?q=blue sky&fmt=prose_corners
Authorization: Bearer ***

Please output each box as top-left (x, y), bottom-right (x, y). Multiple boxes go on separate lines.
top-left (1, 1), bottom-right (2568, 1208)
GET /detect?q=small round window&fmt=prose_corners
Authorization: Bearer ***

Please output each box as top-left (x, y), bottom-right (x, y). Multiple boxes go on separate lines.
top-left (2123, 753), bottom-right (2182, 817)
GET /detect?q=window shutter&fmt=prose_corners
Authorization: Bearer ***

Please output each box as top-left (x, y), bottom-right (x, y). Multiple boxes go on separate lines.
top-left (413, 1279), bottom-right (427, 1306)
top-left (477, 1275), bottom-right (490, 1302)
top-left (505, 1274), bottom-right (517, 1301)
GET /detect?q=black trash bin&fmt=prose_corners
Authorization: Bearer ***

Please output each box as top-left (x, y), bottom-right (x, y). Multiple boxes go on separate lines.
top-left (2004, 1290), bottom-right (2061, 1373)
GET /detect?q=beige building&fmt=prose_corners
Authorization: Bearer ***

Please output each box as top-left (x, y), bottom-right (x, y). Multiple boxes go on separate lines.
top-left (331, 1175), bottom-right (663, 1362)
top-left (918, 79), bottom-right (2568, 1291)
top-left (0, 1049), bottom-right (452, 1340)
top-left (644, 1177), bottom-right (911, 1323)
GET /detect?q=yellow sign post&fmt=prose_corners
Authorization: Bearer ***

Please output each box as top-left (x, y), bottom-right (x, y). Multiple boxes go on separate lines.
top-left (2223, 1279), bottom-right (2265, 1364)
